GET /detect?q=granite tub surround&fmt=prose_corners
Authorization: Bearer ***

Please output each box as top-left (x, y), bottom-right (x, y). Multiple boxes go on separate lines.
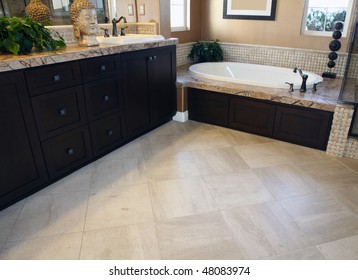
top-left (0, 38), bottom-right (178, 73)
top-left (177, 65), bottom-right (346, 112)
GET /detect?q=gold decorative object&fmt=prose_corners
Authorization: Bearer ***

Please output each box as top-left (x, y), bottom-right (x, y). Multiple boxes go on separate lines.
top-left (70, 0), bottom-right (99, 47)
top-left (25, 0), bottom-right (51, 23)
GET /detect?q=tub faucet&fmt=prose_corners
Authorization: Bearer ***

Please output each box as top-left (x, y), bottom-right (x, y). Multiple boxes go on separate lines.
top-left (293, 67), bottom-right (308, 92)
top-left (112, 16), bottom-right (127, 37)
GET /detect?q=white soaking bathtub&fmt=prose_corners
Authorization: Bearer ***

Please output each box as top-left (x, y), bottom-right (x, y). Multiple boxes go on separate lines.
top-left (189, 62), bottom-right (323, 90)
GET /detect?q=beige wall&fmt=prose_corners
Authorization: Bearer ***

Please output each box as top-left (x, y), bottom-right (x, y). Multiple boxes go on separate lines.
top-left (170, 0), bottom-right (202, 43)
top-left (116, 0), bottom-right (137, 23)
top-left (201, 0), bottom-right (351, 52)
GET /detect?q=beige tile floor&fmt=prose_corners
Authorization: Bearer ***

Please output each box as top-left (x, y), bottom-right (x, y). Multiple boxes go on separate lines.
top-left (1, 120), bottom-right (358, 260)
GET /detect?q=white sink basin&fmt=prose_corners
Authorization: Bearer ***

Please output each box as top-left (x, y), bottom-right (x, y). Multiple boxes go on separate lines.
top-left (96, 34), bottom-right (165, 45)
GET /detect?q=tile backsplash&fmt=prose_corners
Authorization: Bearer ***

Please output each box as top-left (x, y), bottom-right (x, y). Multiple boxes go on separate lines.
top-left (47, 22), bottom-right (158, 45)
top-left (177, 42), bottom-right (349, 78)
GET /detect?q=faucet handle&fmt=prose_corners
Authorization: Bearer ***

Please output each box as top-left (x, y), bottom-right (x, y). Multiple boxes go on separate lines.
top-left (312, 82), bottom-right (322, 92)
top-left (285, 82), bottom-right (294, 92)
top-left (100, 28), bottom-right (110, 37)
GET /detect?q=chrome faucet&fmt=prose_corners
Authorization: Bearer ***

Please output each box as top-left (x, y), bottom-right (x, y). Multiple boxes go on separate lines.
top-left (112, 16), bottom-right (128, 37)
top-left (293, 67), bottom-right (308, 92)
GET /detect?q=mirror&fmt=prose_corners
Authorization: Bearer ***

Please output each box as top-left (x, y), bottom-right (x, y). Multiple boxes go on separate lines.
top-left (0, 0), bottom-right (137, 25)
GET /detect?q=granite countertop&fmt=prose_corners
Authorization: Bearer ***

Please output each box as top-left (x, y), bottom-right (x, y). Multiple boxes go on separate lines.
top-left (0, 38), bottom-right (178, 73)
top-left (177, 64), bottom-right (352, 112)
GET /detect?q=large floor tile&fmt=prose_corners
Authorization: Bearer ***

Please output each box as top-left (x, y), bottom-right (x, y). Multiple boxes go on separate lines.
top-left (221, 128), bottom-right (274, 146)
top-left (280, 192), bottom-right (358, 245)
top-left (221, 202), bottom-right (310, 259)
top-left (81, 223), bottom-right (161, 260)
top-left (183, 131), bottom-right (234, 151)
top-left (90, 157), bottom-right (147, 195)
top-left (333, 186), bottom-right (358, 218)
top-left (316, 235), bottom-right (358, 259)
top-left (0, 233), bottom-right (82, 260)
top-left (149, 177), bottom-right (217, 220)
top-left (146, 121), bottom-right (190, 137)
top-left (85, 184), bottom-right (154, 231)
top-left (234, 143), bottom-right (291, 168)
top-left (338, 157), bottom-right (358, 174)
top-left (144, 152), bottom-right (201, 181)
top-left (0, 200), bottom-right (25, 243)
top-left (203, 171), bottom-right (274, 209)
top-left (254, 164), bottom-right (319, 200)
top-left (98, 139), bottom-right (143, 162)
top-left (38, 164), bottom-right (93, 195)
top-left (141, 133), bottom-right (189, 159)
top-left (273, 141), bottom-right (329, 164)
top-left (192, 147), bottom-right (249, 175)
top-left (296, 158), bottom-right (358, 191)
top-left (8, 192), bottom-right (88, 242)
top-left (156, 212), bottom-right (243, 259)
top-left (266, 247), bottom-right (324, 260)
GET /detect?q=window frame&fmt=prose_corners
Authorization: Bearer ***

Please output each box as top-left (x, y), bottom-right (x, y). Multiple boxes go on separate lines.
top-left (301, 0), bottom-right (355, 37)
top-left (170, 0), bottom-right (191, 32)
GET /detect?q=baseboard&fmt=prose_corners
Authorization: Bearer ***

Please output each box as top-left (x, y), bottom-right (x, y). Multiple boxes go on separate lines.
top-left (172, 111), bottom-right (189, 122)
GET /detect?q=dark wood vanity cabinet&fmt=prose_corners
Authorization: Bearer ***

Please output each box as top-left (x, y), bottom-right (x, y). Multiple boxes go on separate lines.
top-left (122, 45), bottom-right (177, 138)
top-left (0, 45), bottom-right (177, 209)
top-left (80, 55), bottom-right (126, 158)
top-left (188, 88), bottom-right (333, 150)
top-left (25, 61), bottom-right (93, 180)
top-left (0, 71), bottom-right (48, 207)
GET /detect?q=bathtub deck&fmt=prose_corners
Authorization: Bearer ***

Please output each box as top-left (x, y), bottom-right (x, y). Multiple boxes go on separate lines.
top-left (176, 64), bottom-right (351, 112)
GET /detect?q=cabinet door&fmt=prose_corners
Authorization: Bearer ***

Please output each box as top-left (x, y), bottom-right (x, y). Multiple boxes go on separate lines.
top-left (188, 88), bottom-right (230, 126)
top-left (229, 96), bottom-right (276, 137)
top-left (122, 49), bottom-right (151, 137)
top-left (0, 71), bottom-right (48, 209)
top-left (273, 105), bottom-right (333, 150)
top-left (149, 46), bottom-right (177, 125)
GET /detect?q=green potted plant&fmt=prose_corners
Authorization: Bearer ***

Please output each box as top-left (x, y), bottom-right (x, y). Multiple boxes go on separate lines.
top-left (0, 16), bottom-right (66, 55)
top-left (188, 39), bottom-right (223, 63)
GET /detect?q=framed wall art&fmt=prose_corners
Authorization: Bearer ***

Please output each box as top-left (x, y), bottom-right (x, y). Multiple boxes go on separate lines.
top-left (223, 0), bottom-right (277, 20)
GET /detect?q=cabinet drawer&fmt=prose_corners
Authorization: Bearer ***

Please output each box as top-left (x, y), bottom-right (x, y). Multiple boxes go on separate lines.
top-left (25, 62), bottom-right (82, 96)
top-left (32, 86), bottom-right (87, 140)
top-left (42, 126), bottom-right (93, 179)
top-left (229, 96), bottom-right (276, 137)
top-left (89, 113), bottom-right (125, 157)
top-left (84, 76), bottom-right (121, 121)
top-left (80, 55), bottom-right (121, 82)
top-left (273, 105), bottom-right (333, 150)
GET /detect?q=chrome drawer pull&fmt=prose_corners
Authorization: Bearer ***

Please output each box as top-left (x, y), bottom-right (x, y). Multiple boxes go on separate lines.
top-left (58, 108), bottom-right (67, 116)
top-left (107, 129), bottom-right (113, 136)
top-left (67, 148), bottom-right (75, 156)
top-left (100, 65), bottom-right (106, 72)
top-left (53, 75), bottom-right (61, 82)
top-left (103, 95), bottom-right (110, 102)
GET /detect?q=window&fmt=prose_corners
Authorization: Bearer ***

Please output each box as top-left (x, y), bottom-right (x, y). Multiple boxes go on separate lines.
top-left (301, 0), bottom-right (354, 37)
top-left (170, 0), bottom-right (190, 32)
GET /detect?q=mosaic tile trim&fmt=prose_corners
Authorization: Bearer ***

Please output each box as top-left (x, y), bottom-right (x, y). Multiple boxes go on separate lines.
top-left (47, 23), bottom-right (158, 44)
top-left (177, 42), bottom-right (348, 77)
top-left (347, 54), bottom-right (358, 79)
top-left (325, 106), bottom-right (357, 158)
